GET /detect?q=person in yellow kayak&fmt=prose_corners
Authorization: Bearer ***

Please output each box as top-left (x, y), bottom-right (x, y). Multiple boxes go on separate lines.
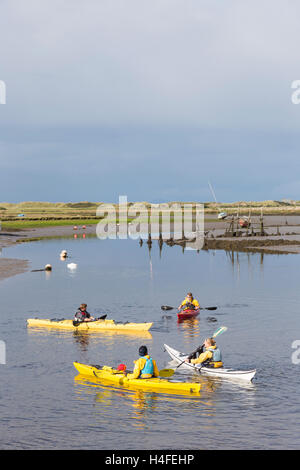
top-left (185, 337), bottom-right (223, 368)
top-left (74, 303), bottom-right (95, 322)
top-left (178, 292), bottom-right (200, 311)
top-left (127, 346), bottom-right (159, 379)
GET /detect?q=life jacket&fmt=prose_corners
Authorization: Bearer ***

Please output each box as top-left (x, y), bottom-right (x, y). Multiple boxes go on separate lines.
top-left (75, 309), bottom-right (89, 320)
top-left (140, 356), bottom-right (154, 376)
top-left (205, 347), bottom-right (223, 368)
top-left (184, 302), bottom-right (195, 310)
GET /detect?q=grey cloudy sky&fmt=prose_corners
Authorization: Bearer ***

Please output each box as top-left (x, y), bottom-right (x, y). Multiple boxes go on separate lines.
top-left (0, 0), bottom-right (300, 202)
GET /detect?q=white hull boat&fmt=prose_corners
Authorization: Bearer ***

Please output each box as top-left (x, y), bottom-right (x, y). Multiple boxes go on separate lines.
top-left (164, 344), bottom-right (256, 382)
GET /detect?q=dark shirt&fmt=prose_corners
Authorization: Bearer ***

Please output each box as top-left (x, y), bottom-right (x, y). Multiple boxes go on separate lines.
top-left (74, 309), bottom-right (90, 321)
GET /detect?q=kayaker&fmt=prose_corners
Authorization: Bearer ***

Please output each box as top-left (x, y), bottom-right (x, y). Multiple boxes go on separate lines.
top-left (74, 303), bottom-right (95, 322)
top-left (178, 292), bottom-right (200, 311)
top-left (127, 346), bottom-right (159, 379)
top-left (185, 337), bottom-right (223, 368)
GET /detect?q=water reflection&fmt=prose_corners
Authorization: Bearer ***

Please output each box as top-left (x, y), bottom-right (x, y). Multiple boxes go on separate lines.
top-left (27, 327), bottom-right (152, 341)
top-left (226, 250), bottom-right (265, 273)
top-left (177, 318), bottom-right (201, 340)
top-left (73, 373), bottom-right (226, 428)
top-left (73, 330), bottom-right (91, 352)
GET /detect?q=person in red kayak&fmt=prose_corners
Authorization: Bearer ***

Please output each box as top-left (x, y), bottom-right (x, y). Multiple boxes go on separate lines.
top-left (74, 303), bottom-right (95, 322)
top-left (178, 292), bottom-right (200, 311)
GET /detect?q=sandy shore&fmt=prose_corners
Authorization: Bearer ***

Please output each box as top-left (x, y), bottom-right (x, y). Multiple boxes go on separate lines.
top-left (1, 215), bottom-right (300, 282)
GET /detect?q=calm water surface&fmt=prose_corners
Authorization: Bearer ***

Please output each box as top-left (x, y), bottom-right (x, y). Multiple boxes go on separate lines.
top-left (0, 236), bottom-right (300, 449)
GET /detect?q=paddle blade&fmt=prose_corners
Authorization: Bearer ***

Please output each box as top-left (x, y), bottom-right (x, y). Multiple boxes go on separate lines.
top-left (159, 368), bottom-right (175, 378)
top-left (161, 306), bottom-right (174, 311)
top-left (98, 314), bottom-right (107, 320)
top-left (212, 326), bottom-right (228, 338)
top-left (205, 306), bottom-right (217, 311)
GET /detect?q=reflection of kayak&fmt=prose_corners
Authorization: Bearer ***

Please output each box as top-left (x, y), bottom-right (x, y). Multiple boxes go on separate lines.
top-left (164, 344), bottom-right (256, 382)
top-left (177, 308), bottom-right (200, 321)
top-left (73, 363), bottom-right (201, 395)
top-left (27, 318), bottom-right (152, 332)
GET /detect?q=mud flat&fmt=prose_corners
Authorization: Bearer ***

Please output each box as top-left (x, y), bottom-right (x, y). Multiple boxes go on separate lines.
top-left (202, 237), bottom-right (300, 254)
top-left (0, 257), bottom-right (29, 281)
top-left (163, 215), bottom-right (300, 254)
top-left (0, 233), bottom-right (29, 280)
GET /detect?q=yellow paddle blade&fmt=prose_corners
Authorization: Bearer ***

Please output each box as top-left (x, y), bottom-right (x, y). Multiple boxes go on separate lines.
top-left (159, 368), bottom-right (175, 378)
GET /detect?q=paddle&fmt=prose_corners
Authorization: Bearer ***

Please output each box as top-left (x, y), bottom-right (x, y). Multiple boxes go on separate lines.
top-left (159, 326), bottom-right (228, 378)
top-left (73, 314), bottom-right (107, 327)
top-left (93, 367), bottom-right (173, 379)
top-left (161, 305), bottom-right (217, 311)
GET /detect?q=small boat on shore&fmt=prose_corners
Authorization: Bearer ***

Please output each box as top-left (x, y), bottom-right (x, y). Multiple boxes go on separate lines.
top-left (164, 344), bottom-right (256, 382)
top-left (238, 217), bottom-right (250, 228)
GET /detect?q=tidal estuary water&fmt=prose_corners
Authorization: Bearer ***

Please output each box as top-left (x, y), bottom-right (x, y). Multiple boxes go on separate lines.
top-left (0, 236), bottom-right (300, 449)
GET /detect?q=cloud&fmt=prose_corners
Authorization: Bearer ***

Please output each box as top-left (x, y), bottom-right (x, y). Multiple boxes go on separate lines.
top-left (1, 1), bottom-right (300, 202)
top-left (0, 0), bottom-right (300, 130)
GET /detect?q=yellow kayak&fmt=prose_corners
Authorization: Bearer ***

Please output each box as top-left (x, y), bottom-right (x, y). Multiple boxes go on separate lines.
top-left (73, 362), bottom-right (201, 395)
top-left (27, 318), bottom-right (152, 332)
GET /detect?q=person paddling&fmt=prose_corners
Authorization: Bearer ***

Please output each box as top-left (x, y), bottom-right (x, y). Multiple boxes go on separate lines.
top-left (185, 337), bottom-right (223, 368)
top-left (74, 303), bottom-right (95, 322)
top-left (178, 292), bottom-right (200, 311)
top-left (127, 346), bottom-right (159, 379)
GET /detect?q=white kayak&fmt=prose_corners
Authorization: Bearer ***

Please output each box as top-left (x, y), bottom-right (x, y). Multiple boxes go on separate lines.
top-left (164, 344), bottom-right (256, 382)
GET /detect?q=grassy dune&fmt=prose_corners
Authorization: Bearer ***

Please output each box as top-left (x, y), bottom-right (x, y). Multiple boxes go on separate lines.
top-left (1, 200), bottom-right (300, 230)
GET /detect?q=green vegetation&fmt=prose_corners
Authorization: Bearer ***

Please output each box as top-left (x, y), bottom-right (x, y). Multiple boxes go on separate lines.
top-left (1, 219), bottom-right (99, 230)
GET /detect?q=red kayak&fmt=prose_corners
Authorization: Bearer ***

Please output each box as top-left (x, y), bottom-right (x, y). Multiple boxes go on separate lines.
top-left (177, 308), bottom-right (200, 321)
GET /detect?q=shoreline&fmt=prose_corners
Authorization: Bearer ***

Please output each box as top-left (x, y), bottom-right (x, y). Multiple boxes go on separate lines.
top-left (1, 214), bottom-right (300, 282)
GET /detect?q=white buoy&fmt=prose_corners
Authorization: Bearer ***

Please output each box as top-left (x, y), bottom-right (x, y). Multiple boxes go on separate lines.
top-left (67, 263), bottom-right (77, 270)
